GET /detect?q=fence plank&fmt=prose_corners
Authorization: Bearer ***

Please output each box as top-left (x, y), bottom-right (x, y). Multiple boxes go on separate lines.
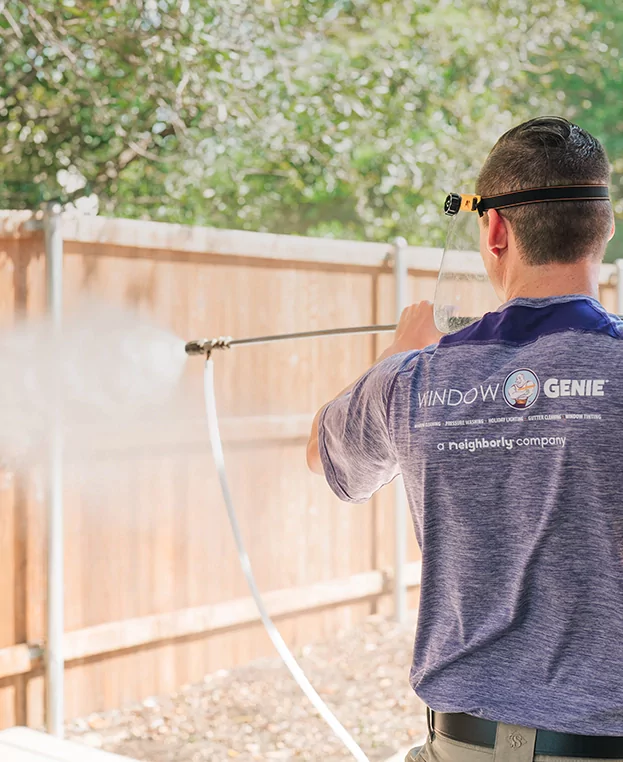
top-left (0, 646), bottom-right (34, 681)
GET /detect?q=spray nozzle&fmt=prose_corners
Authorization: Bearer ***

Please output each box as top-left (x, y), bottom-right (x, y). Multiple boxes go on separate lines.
top-left (185, 337), bottom-right (233, 357)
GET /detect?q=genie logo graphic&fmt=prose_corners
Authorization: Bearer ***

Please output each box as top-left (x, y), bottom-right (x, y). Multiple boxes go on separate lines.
top-left (503, 369), bottom-right (540, 409)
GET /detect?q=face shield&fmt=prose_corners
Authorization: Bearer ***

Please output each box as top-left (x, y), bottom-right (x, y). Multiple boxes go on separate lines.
top-left (433, 184), bottom-right (611, 334)
top-left (433, 193), bottom-right (500, 334)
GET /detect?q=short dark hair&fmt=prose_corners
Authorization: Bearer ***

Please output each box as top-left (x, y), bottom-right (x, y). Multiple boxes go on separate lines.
top-left (476, 116), bottom-right (613, 265)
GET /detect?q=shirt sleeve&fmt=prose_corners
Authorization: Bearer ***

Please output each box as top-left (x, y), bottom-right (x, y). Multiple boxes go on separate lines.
top-left (317, 354), bottom-right (406, 503)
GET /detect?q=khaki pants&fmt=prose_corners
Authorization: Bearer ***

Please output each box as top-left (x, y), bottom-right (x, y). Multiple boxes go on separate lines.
top-left (405, 718), bottom-right (623, 762)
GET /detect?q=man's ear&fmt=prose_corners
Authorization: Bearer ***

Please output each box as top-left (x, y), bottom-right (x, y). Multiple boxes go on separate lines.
top-left (487, 209), bottom-right (509, 257)
top-left (608, 219), bottom-right (615, 242)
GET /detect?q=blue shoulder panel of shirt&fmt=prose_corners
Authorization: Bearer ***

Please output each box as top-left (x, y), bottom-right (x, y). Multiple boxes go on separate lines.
top-left (438, 297), bottom-right (623, 348)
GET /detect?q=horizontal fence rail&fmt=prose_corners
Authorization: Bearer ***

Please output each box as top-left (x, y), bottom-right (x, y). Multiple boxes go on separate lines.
top-left (0, 563), bottom-right (422, 680)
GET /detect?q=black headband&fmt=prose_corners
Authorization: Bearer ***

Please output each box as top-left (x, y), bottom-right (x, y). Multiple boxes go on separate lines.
top-left (444, 185), bottom-right (610, 217)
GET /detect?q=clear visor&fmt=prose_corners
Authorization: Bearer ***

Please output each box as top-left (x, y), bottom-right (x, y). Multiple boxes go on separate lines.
top-left (433, 206), bottom-right (502, 334)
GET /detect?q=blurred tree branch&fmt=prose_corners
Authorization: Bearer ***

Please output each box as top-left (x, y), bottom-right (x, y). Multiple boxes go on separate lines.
top-left (65, 126), bottom-right (176, 202)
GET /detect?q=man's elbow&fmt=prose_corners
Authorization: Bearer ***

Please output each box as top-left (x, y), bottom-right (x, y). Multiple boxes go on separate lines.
top-left (306, 436), bottom-right (325, 475)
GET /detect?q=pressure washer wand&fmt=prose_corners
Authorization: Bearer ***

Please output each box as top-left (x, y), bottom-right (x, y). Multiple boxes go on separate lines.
top-left (185, 323), bottom-right (398, 356)
top-left (184, 315), bottom-right (488, 356)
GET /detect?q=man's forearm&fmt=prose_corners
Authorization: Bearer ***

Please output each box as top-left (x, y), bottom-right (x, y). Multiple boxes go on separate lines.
top-left (306, 301), bottom-right (444, 475)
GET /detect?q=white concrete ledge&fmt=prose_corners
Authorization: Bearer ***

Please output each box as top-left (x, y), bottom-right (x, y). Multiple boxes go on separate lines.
top-left (0, 728), bottom-right (137, 762)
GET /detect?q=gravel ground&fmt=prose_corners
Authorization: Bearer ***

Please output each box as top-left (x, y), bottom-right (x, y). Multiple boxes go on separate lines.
top-left (65, 615), bottom-right (427, 762)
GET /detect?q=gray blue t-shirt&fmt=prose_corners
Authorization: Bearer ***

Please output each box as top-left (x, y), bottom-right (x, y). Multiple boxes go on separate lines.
top-left (318, 294), bottom-right (623, 735)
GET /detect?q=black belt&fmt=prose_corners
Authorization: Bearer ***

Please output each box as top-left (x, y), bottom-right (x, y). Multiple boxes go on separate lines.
top-left (432, 711), bottom-right (623, 759)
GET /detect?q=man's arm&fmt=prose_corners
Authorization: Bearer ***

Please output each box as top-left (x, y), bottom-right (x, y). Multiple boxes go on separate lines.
top-left (306, 301), bottom-right (443, 476)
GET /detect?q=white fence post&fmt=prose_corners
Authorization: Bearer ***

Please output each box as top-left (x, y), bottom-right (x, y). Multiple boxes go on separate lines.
top-left (43, 203), bottom-right (64, 737)
top-left (392, 237), bottom-right (409, 623)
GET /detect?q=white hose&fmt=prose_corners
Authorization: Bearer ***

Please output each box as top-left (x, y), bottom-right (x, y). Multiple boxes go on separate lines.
top-left (203, 358), bottom-right (371, 762)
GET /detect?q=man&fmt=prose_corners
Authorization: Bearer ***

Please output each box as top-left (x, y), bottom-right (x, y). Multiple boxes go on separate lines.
top-left (307, 117), bottom-right (623, 762)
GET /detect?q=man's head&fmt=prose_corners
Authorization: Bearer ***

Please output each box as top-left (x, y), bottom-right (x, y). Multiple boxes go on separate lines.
top-left (476, 116), bottom-right (614, 298)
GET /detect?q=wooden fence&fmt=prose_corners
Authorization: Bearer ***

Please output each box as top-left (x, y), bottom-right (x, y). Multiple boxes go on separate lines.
top-left (0, 211), bottom-right (619, 729)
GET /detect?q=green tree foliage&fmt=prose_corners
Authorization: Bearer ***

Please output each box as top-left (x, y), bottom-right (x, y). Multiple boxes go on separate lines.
top-left (1, 0), bottom-right (622, 258)
top-left (529, 0), bottom-right (623, 259)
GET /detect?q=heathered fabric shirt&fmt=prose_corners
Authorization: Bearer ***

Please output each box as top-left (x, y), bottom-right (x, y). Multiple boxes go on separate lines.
top-left (318, 294), bottom-right (623, 735)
